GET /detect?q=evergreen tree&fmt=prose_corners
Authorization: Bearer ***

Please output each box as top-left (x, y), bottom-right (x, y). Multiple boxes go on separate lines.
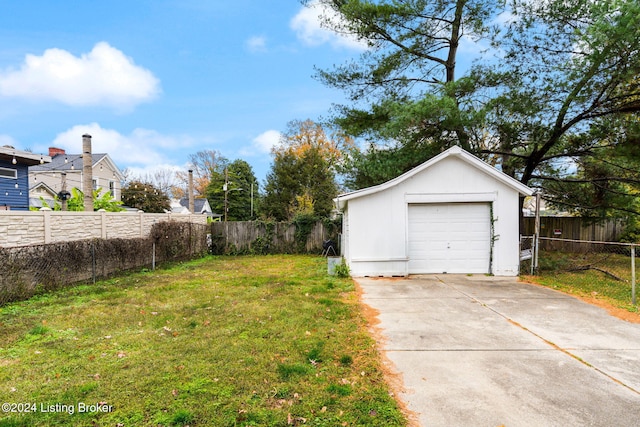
top-left (262, 120), bottom-right (341, 220)
top-left (206, 159), bottom-right (258, 221)
top-left (310, 0), bottom-right (640, 218)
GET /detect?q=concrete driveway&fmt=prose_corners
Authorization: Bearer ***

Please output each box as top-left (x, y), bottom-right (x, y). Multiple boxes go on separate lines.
top-left (356, 275), bottom-right (640, 427)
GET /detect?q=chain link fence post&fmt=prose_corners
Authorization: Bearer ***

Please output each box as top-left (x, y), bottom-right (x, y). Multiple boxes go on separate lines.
top-left (534, 237), bottom-right (639, 307)
top-left (92, 240), bottom-right (96, 285)
top-left (632, 245), bottom-right (636, 305)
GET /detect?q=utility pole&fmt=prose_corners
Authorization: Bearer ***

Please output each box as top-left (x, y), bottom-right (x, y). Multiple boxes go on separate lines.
top-left (224, 167), bottom-right (228, 222)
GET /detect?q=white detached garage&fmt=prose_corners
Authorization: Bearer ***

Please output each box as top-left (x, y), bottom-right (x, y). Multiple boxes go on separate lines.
top-left (334, 146), bottom-right (533, 277)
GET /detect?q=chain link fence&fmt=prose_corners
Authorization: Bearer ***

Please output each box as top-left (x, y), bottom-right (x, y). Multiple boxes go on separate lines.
top-left (0, 221), bottom-right (211, 305)
top-left (520, 236), bottom-right (638, 306)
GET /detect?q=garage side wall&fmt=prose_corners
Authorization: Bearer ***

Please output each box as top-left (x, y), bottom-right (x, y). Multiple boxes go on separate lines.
top-left (345, 189), bottom-right (409, 276)
top-left (342, 155), bottom-right (523, 277)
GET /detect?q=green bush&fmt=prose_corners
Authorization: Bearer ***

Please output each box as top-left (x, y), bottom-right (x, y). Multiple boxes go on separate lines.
top-left (619, 220), bottom-right (640, 243)
top-left (333, 260), bottom-right (350, 278)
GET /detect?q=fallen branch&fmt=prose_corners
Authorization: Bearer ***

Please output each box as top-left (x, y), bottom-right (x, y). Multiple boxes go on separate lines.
top-left (568, 265), bottom-right (626, 282)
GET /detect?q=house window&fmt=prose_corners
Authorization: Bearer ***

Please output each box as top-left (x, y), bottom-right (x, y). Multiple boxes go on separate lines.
top-left (109, 181), bottom-right (115, 197)
top-left (92, 179), bottom-right (98, 190)
top-left (0, 167), bottom-right (17, 179)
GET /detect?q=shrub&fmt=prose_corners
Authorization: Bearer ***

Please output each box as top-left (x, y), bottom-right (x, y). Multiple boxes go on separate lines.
top-left (333, 260), bottom-right (350, 278)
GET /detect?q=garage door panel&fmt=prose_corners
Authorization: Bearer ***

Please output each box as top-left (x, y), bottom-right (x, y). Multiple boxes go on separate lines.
top-left (408, 203), bottom-right (490, 274)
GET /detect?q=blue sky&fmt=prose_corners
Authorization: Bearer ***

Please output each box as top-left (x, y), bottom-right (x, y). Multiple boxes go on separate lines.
top-left (0, 1), bottom-right (366, 185)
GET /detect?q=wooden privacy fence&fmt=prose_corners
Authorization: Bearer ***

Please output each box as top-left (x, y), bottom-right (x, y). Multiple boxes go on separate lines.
top-left (210, 220), bottom-right (341, 255)
top-left (523, 217), bottom-right (626, 242)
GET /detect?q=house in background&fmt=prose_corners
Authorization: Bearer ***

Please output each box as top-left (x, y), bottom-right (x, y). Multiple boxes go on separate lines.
top-left (0, 145), bottom-right (51, 210)
top-left (29, 147), bottom-right (125, 207)
top-left (170, 199), bottom-right (190, 214)
top-left (29, 181), bottom-right (58, 209)
top-left (171, 197), bottom-right (221, 219)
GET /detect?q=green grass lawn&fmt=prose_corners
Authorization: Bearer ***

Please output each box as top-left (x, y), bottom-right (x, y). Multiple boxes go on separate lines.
top-left (0, 255), bottom-right (406, 427)
top-left (523, 251), bottom-right (638, 313)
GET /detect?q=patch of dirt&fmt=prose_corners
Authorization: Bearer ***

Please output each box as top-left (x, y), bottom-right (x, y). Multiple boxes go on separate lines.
top-left (0, 359), bottom-right (19, 367)
top-left (567, 295), bottom-right (640, 323)
top-left (353, 281), bottom-right (421, 427)
top-left (520, 278), bottom-right (640, 324)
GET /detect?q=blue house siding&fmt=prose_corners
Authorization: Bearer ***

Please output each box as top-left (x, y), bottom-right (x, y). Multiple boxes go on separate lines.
top-left (0, 160), bottom-right (30, 210)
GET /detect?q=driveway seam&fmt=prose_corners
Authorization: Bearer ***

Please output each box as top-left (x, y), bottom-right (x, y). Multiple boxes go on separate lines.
top-left (435, 276), bottom-right (640, 396)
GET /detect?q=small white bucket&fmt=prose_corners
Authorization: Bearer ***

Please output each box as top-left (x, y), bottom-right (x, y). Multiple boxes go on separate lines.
top-left (327, 256), bottom-right (343, 276)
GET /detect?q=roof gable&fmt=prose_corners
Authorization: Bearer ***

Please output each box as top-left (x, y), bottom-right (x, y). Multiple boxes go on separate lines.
top-left (94, 155), bottom-right (125, 181)
top-left (335, 146), bottom-right (533, 207)
top-left (30, 181), bottom-right (57, 197)
top-left (179, 198), bottom-right (212, 214)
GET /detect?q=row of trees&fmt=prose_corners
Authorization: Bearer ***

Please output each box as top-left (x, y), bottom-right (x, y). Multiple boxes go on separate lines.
top-left (307, 0), bottom-right (640, 220)
top-left (120, 119), bottom-right (346, 220)
top-left (119, 156), bottom-right (259, 218)
top-left (117, 0), bottom-right (639, 223)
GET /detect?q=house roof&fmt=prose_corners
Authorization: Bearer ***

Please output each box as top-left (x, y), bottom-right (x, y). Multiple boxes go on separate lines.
top-left (30, 153), bottom-right (125, 180)
top-left (172, 198), bottom-right (221, 217)
top-left (178, 197), bottom-right (212, 214)
top-left (334, 146), bottom-right (534, 209)
top-left (0, 145), bottom-right (51, 166)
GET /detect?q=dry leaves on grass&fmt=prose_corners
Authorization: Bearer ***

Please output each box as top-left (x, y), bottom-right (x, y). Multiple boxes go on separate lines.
top-left (287, 412), bottom-right (307, 425)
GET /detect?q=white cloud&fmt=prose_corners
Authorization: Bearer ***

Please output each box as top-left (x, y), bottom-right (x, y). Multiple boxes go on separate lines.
top-left (246, 35), bottom-right (268, 53)
top-left (51, 123), bottom-right (195, 168)
top-left (253, 130), bottom-right (281, 153)
top-left (240, 130), bottom-right (281, 156)
top-left (291, 1), bottom-right (368, 50)
top-left (0, 42), bottom-right (160, 110)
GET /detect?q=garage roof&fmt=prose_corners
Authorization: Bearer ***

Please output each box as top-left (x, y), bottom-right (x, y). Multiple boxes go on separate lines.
top-left (334, 146), bottom-right (534, 209)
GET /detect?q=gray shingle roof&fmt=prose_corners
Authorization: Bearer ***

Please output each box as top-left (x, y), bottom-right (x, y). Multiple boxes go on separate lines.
top-left (30, 153), bottom-right (108, 172)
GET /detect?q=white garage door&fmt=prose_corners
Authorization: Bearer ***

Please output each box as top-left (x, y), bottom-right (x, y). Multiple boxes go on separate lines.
top-left (408, 203), bottom-right (491, 274)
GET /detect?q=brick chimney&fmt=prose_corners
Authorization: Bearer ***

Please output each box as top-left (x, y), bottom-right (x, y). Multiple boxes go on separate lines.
top-left (49, 147), bottom-right (66, 157)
